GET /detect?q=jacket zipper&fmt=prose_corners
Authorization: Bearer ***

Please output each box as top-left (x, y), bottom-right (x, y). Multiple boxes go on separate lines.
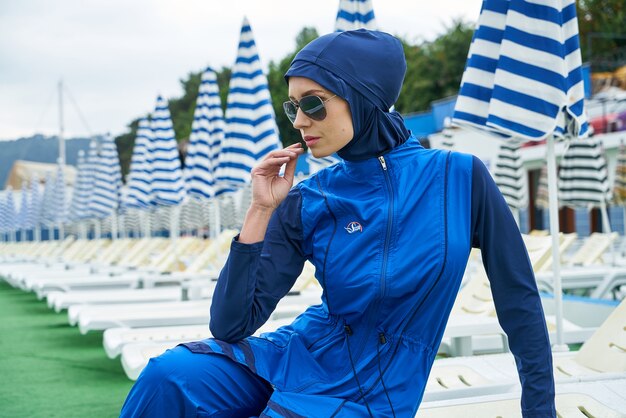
top-left (378, 156), bottom-right (394, 301)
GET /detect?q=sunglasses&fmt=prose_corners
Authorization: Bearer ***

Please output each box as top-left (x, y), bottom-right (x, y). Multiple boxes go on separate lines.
top-left (283, 94), bottom-right (337, 124)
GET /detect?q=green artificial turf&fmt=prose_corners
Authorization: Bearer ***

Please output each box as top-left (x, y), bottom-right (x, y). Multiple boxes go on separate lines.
top-left (0, 279), bottom-right (134, 418)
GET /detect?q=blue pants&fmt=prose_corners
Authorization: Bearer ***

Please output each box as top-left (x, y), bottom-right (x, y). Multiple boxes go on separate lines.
top-left (120, 345), bottom-right (273, 418)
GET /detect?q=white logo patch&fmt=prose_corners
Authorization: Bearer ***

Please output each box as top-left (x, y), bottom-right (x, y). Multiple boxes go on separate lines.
top-left (345, 221), bottom-right (363, 234)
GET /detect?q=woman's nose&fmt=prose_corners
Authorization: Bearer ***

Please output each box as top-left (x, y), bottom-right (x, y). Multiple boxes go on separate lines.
top-left (292, 108), bottom-right (311, 129)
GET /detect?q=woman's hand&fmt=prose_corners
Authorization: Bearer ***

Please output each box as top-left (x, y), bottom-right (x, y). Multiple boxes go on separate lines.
top-left (239, 143), bottom-right (304, 244)
top-left (249, 143), bottom-right (304, 211)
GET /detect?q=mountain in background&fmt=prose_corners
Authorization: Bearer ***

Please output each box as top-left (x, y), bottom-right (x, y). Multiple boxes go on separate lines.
top-left (0, 135), bottom-right (92, 187)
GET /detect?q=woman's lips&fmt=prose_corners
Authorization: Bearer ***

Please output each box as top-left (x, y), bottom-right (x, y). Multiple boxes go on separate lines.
top-left (304, 136), bottom-right (320, 146)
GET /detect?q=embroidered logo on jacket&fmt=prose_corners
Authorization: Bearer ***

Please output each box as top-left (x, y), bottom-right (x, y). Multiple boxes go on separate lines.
top-left (345, 221), bottom-right (363, 234)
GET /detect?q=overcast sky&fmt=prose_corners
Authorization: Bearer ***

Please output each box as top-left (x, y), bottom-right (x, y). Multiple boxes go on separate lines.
top-left (0, 0), bottom-right (482, 141)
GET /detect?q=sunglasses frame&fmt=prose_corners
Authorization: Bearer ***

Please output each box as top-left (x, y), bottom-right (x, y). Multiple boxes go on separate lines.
top-left (283, 94), bottom-right (337, 124)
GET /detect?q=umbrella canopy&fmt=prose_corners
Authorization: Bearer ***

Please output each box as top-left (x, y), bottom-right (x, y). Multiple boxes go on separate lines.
top-left (2, 188), bottom-right (17, 236)
top-left (558, 138), bottom-right (611, 208)
top-left (452, 0), bottom-right (588, 349)
top-left (186, 67), bottom-right (225, 199)
top-left (613, 141), bottom-right (626, 205)
top-left (124, 118), bottom-right (155, 209)
top-left (335, 0), bottom-right (377, 31)
top-left (17, 181), bottom-right (30, 230)
top-left (88, 134), bottom-right (122, 219)
top-left (493, 140), bottom-right (528, 210)
top-left (68, 150), bottom-right (91, 221)
top-left (40, 173), bottom-right (55, 227)
top-left (453, 0), bottom-right (588, 140)
top-left (150, 96), bottom-right (185, 206)
top-left (215, 17), bottom-right (281, 193)
top-left (51, 162), bottom-right (68, 225)
top-left (26, 175), bottom-right (41, 232)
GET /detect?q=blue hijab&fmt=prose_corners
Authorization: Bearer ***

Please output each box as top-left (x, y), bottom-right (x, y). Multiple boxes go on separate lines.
top-left (284, 29), bottom-right (410, 162)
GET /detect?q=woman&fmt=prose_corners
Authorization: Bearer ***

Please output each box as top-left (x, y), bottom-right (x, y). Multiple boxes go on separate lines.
top-left (121, 29), bottom-right (555, 417)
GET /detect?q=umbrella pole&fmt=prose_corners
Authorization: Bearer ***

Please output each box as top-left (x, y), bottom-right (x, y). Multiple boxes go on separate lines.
top-left (546, 136), bottom-right (567, 352)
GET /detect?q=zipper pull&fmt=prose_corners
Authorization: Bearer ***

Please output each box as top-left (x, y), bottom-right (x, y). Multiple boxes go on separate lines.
top-left (379, 333), bottom-right (387, 344)
top-left (344, 325), bottom-right (353, 336)
top-left (378, 156), bottom-right (387, 170)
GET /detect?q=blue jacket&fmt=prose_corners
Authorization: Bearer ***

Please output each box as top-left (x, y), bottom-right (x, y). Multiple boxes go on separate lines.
top-left (184, 135), bottom-right (555, 417)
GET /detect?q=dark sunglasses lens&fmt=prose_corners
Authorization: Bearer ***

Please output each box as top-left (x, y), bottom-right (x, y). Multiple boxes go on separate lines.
top-left (300, 96), bottom-right (327, 121)
top-left (283, 101), bottom-right (297, 123)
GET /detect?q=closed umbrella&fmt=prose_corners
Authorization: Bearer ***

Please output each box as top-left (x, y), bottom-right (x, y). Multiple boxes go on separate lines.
top-left (17, 181), bottom-right (30, 241)
top-left (67, 150), bottom-right (91, 238)
top-left (124, 118), bottom-right (155, 237)
top-left (3, 188), bottom-right (17, 242)
top-left (185, 67), bottom-right (226, 237)
top-left (335, 0), bottom-right (377, 31)
top-left (52, 162), bottom-right (68, 240)
top-left (26, 175), bottom-right (42, 241)
top-left (493, 139), bottom-right (528, 224)
top-left (89, 134), bottom-right (122, 238)
top-left (150, 95), bottom-right (185, 238)
top-left (453, 0), bottom-right (588, 349)
top-left (40, 173), bottom-right (55, 240)
top-left (558, 138), bottom-right (611, 234)
top-left (215, 17), bottom-right (280, 193)
top-left (186, 67), bottom-right (224, 199)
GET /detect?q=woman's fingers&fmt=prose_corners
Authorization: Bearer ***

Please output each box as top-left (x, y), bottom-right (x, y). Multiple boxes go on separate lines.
top-left (254, 145), bottom-right (304, 175)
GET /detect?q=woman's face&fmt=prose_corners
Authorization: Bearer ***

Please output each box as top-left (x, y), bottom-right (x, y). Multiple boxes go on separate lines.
top-left (287, 76), bottom-right (354, 158)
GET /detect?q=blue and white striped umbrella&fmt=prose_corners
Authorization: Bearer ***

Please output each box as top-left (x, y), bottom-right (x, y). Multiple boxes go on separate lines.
top-left (215, 17), bottom-right (281, 192)
top-left (558, 138), bottom-right (610, 208)
top-left (26, 175), bottom-right (41, 231)
top-left (40, 173), bottom-right (55, 227)
top-left (76, 140), bottom-right (100, 221)
top-left (17, 181), bottom-right (30, 231)
top-left (68, 150), bottom-right (91, 221)
top-left (0, 191), bottom-right (6, 235)
top-left (89, 134), bottom-right (122, 218)
top-left (52, 162), bottom-right (68, 228)
top-left (2, 188), bottom-right (17, 236)
top-left (186, 67), bottom-right (225, 199)
top-left (493, 140), bottom-right (528, 210)
top-left (124, 118), bottom-right (155, 209)
top-left (335, 0), bottom-right (377, 32)
top-left (151, 96), bottom-right (185, 205)
top-left (453, 0), bottom-right (588, 140)
top-left (452, 0), bottom-right (588, 348)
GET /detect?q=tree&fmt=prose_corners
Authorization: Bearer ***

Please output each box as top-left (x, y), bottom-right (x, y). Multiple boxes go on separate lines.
top-left (577, 0), bottom-right (626, 71)
top-left (395, 20), bottom-right (474, 114)
top-left (114, 67), bottom-right (231, 179)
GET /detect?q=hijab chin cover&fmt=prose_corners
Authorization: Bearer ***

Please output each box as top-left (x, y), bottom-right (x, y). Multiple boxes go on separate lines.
top-left (284, 29), bottom-right (410, 162)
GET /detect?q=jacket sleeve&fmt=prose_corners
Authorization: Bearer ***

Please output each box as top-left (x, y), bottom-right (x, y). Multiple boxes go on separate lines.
top-left (209, 187), bottom-right (308, 342)
top-left (470, 156), bottom-right (556, 418)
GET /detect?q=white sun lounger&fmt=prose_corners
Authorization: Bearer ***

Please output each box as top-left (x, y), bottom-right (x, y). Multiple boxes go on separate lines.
top-left (424, 296), bottom-right (626, 401)
top-left (418, 379), bottom-right (626, 416)
top-left (119, 317), bottom-right (297, 380)
top-left (75, 290), bottom-right (323, 334)
top-left (47, 282), bottom-right (216, 313)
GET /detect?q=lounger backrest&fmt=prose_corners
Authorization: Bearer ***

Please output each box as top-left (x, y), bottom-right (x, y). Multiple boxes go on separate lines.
top-left (568, 232), bottom-right (618, 266)
top-left (522, 234), bottom-right (555, 272)
top-left (535, 233), bottom-right (578, 273)
top-left (575, 297), bottom-right (626, 372)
